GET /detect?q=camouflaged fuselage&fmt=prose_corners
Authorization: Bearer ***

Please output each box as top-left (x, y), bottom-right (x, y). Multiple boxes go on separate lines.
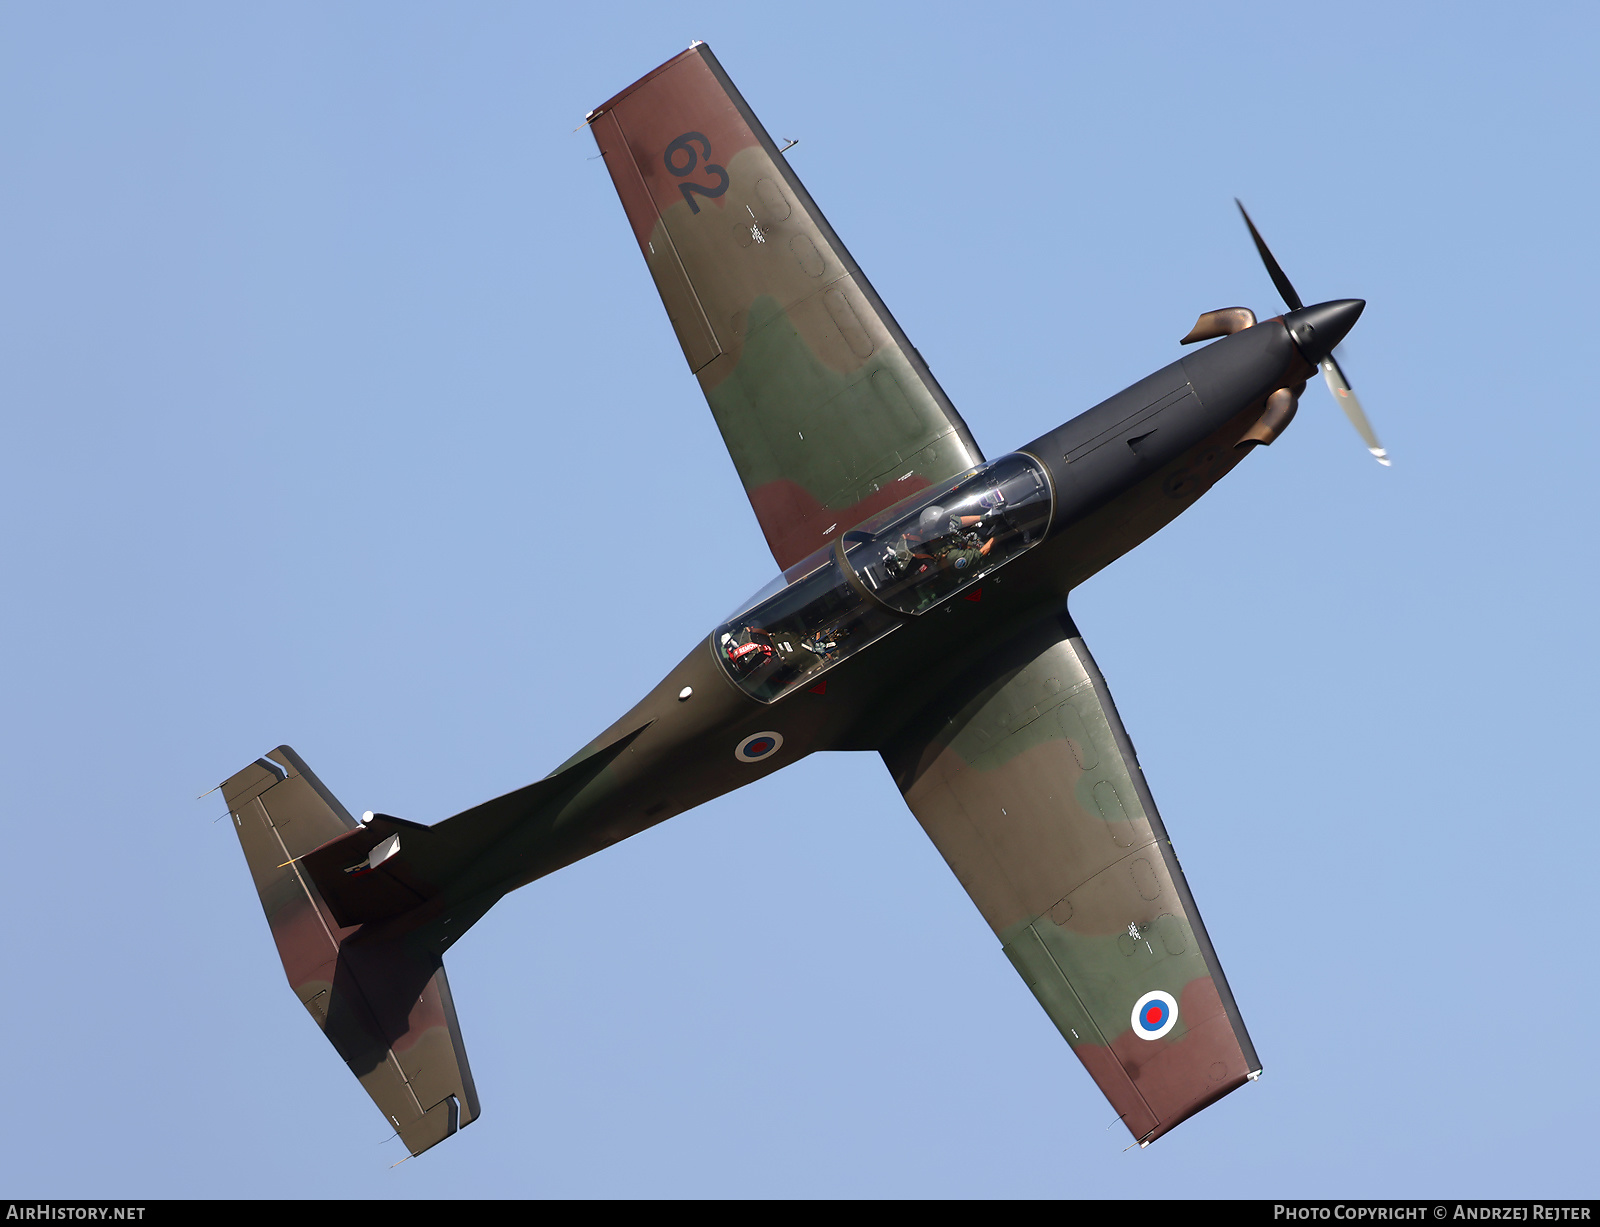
top-left (223, 41), bottom-right (1356, 1158)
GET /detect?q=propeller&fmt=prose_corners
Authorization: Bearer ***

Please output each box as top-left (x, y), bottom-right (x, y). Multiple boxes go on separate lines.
top-left (1235, 200), bottom-right (1390, 467)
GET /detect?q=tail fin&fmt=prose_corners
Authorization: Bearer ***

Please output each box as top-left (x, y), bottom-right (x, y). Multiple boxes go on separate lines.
top-left (222, 747), bottom-right (478, 1157)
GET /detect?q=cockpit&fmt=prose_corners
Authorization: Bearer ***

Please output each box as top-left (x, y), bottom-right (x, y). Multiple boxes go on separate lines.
top-left (841, 452), bottom-right (1052, 613)
top-left (713, 454), bottom-right (1053, 703)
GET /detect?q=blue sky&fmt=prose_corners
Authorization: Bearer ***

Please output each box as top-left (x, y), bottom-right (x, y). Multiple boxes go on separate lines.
top-left (2, 0), bottom-right (1596, 1198)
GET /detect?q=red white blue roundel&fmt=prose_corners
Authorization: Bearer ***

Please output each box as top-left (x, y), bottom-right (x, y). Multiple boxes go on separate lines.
top-left (735, 731), bottom-right (784, 763)
top-left (1131, 990), bottom-right (1179, 1040)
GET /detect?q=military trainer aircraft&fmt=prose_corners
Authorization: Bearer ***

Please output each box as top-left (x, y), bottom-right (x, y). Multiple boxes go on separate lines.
top-left (219, 42), bottom-right (1385, 1159)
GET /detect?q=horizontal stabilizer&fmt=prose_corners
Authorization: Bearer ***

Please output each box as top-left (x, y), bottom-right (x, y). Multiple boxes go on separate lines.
top-left (223, 728), bottom-right (651, 1156)
top-left (223, 747), bottom-right (477, 1156)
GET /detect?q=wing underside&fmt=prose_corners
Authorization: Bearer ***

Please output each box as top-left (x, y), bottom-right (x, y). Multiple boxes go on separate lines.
top-left (589, 44), bottom-right (984, 570)
top-left (881, 611), bottom-right (1259, 1144)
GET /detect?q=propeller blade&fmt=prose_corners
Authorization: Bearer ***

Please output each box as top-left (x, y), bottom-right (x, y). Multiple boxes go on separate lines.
top-left (1235, 199), bottom-right (1304, 313)
top-left (1320, 353), bottom-right (1390, 466)
top-left (1229, 201), bottom-right (1389, 467)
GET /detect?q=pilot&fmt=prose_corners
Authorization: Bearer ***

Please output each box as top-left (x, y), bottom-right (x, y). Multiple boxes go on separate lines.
top-left (934, 526), bottom-right (995, 575)
top-left (889, 503), bottom-right (998, 579)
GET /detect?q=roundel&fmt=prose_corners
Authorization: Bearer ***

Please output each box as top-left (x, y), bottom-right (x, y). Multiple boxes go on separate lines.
top-left (1131, 990), bottom-right (1179, 1040)
top-left (735, 731), bottom-right (784, 763)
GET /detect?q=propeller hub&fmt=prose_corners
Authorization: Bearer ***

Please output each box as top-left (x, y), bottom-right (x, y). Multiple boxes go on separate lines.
top-left (1282, 299), bottom-right (1364, 366)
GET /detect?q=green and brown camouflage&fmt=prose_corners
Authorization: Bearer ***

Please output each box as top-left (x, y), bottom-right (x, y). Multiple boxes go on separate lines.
top-left (221, 43), bottom-right (1365, 1159)
top-left (586, 45), bottom-right (984, 571)
top-left (222, 748), bottom-right (478, 1157)
top-left (880, 613), bottom-right (1258, 1142)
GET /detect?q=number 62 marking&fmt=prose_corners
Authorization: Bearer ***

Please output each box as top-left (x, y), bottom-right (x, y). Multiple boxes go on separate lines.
top-left (664, 131), bottom-right (728, 214)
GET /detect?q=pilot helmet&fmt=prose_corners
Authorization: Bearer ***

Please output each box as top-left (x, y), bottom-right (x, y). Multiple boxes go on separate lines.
top-left (918, 505), bottom-right (947, 533)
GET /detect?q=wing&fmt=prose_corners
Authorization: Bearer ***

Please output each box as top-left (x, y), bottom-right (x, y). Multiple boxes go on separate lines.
top-left (881, 612), bottom-right (1259, 1145)
top-left (588, 44), bottom-right (984, 570)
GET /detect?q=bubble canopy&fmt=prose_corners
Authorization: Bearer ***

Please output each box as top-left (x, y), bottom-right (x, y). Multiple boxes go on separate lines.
top-left (713, 454), bottom-right (1053, 702)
